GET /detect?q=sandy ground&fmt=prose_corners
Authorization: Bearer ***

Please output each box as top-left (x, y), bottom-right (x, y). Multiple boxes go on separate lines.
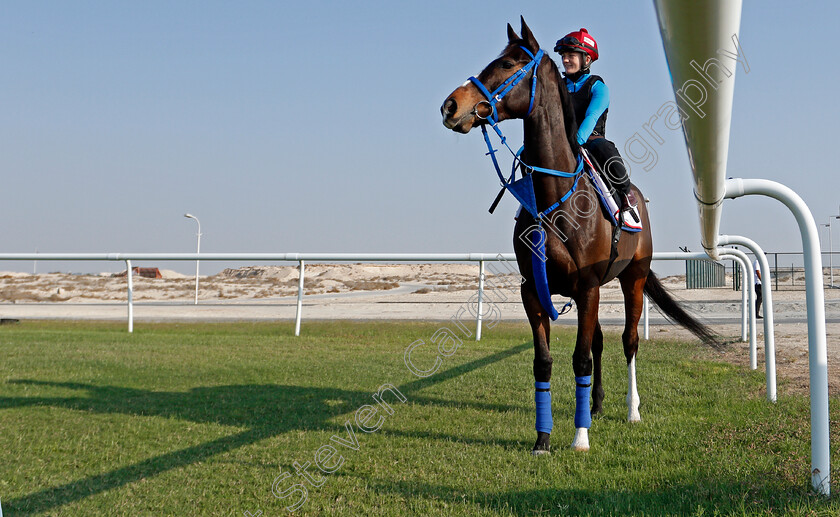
top-left (1, 264), bottom-right (838, 396)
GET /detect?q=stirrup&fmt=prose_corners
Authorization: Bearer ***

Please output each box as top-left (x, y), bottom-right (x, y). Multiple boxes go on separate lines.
top-left (620, 193), bottom-right (640, 223)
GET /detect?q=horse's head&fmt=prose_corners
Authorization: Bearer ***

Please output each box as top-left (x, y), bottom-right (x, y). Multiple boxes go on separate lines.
top-left (441, 17), bottom-right (544, 134)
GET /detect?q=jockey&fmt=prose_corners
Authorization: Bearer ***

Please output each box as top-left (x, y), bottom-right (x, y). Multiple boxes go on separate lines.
top-left (555, 28), bottom-right (633, 212)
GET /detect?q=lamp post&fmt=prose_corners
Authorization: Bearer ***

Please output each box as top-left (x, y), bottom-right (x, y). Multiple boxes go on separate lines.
top-left (823, 219), bottom-right (837, 289)
top-left (835, 214), bottom-right (840, 287)
top-left (184, 213), bottom-right (201, 304)
top-left (820, 223), bottom-right (830, 288)
top-left (829, 215), bottom-right (840, 288)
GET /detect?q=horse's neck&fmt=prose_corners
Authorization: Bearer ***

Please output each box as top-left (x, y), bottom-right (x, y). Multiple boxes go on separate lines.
top-left (522, 80), bottom-right (577, 205)
top-left (523, 111), bottom-right (574, 169)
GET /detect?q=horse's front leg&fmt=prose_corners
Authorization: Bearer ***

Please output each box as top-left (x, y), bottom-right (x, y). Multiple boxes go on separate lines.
top-left (590, 321), bottom-right (605, 417)
top-left (571, 288), bottom-right (600, 452)
top-left (522, 285), bottom-right (553, 455)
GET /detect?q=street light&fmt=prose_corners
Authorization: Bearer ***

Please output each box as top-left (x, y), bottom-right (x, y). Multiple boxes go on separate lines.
top-left (829, 214), bottom-right (840, 289)
top-left (821, 223), bottom-right (832, 288)
top-left (822, 216), bottom-right (840, 289)
top-left (184, 213), bottom-right (202, 304)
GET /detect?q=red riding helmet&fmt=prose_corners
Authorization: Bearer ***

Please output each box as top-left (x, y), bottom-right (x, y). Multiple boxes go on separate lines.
top-left (554, 28), bottom-right (599, 62)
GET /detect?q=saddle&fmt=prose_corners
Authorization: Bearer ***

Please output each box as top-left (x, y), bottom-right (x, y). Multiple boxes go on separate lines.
top-left (579, 148), bottom-right (643, 232)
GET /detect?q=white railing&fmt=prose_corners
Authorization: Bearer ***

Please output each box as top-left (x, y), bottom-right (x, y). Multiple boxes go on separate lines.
top-left (2, 251), bottom-right (755, 339)
top-left (0, 253), bottom-right (520, 337)
top-left (2, 251), bottom-right (757, 330)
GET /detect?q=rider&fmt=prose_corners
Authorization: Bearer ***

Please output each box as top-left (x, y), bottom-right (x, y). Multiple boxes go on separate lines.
top-left (554, 28), bottom-right (633, 214)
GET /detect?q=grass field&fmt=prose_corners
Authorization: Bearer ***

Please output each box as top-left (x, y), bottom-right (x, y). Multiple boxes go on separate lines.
top-left (0, 320), bottom-right (838, 516)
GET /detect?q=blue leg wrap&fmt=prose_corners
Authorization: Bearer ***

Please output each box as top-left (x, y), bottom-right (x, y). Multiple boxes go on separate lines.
top-left (574, 376), bottom-right (592, 429)
top-left (534, 381), bottom-right (553, 434)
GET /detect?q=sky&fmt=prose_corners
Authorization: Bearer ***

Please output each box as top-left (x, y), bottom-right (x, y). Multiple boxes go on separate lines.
top-left (2, 1), bottom-right (839, 276)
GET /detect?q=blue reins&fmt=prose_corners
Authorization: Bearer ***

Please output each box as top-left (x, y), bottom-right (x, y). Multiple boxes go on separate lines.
top-left (468, 46), bottom-right (583, 222)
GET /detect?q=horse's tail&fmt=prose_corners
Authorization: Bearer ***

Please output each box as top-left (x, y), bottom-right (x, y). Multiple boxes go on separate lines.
top-left (644, 271), bottom-right (721, 347)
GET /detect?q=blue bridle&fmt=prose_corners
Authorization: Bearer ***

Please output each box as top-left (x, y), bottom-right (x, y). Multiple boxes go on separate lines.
top-left (468, 47), bottom-right (544, 125)
top-left (467, 46), bottom-right (584, 222)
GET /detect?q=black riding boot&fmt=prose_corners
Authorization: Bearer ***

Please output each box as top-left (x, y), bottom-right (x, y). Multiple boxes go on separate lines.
top-left (584, 137), bottom-right (631, 207)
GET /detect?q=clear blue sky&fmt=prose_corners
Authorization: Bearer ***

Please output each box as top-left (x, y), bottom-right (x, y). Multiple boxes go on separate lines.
top-left (2, 1), bottom-right (838, 275)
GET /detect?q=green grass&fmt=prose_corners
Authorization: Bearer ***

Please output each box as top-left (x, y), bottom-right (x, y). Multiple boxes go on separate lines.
top-left (0, 320), bottom-right (838, 516)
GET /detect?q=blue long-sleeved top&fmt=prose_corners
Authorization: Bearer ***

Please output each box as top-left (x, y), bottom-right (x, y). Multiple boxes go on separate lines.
top-left (565, 73), bottom-right (610, 145)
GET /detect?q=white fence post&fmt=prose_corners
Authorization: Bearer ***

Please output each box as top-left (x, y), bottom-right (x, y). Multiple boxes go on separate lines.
top-left (125, 260), bottom-right (133, 333)
top-left (738, 259), bottom-right (748, 342)
top-left (294, 260), bottom-right (305, 336)
top-left (476, 260), bottom-right (485, 341)
top-left (642, 294), bottom-right (649, 340)
top-left (719, 235), bottom-right (777, 402)
top-left (720, 249), bottom-right (757, 370)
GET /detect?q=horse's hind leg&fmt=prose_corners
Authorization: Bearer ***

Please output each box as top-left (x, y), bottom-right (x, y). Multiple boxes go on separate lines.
top-left (522, 286), bottom-right (553, 454)
top-left (619, 270), bottom-right (646, 423)
top-left (590, 321), bottom-right (605, 417)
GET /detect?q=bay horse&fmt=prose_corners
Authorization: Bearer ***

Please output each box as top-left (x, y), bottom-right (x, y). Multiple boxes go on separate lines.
top-left (441, 18), bottom-right (715, 454)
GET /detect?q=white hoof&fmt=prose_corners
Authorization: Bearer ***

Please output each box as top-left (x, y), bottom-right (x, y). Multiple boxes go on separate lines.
top-left (627, 393), bottom-right (641, 423)
top-left (531, 449), bottom-right (551, 456)
top-left (570, 428), bottom-right (589, 452)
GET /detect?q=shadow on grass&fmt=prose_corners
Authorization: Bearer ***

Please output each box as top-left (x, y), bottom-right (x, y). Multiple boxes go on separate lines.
top-left (2, 341), bottom-right (532, 514)
top-left (366, 478), bottom-right (831, 516)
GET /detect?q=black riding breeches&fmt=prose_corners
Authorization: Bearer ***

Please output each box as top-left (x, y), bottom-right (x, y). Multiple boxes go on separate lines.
top-left (584, 138), bottom-right (630, 195)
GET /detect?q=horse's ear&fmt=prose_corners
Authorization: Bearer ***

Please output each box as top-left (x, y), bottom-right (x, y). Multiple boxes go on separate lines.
top-left (507, 23), bottom-right (519, 42)
top-left (519, 16), bottom-right (539, 52)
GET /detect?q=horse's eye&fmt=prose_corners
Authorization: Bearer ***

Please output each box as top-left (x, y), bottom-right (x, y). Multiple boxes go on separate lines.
top-left (500, 60), bottom-right (514, 69)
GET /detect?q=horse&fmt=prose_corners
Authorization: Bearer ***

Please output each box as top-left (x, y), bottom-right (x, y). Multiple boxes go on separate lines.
top-left (440, 17), bottom-right (716, 454)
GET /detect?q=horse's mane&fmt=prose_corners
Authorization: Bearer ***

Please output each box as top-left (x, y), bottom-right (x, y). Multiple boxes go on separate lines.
top-left (543, 55), bottom-right (580, 155)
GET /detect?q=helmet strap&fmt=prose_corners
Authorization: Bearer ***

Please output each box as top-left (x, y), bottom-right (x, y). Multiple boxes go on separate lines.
top-left (564, 69), bottom-right (587, 82)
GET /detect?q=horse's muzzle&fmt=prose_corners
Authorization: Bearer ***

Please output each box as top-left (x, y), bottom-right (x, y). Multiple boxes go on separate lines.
top-left (441, 97), bottom-right (461, 130)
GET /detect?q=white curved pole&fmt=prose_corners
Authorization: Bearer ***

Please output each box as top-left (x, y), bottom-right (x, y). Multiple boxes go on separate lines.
top-left (726, 177), bottom-right (829, 495)
top-left (719, 249), bottom-right (756, 367)
top-left (715, 253), bottom-right (747, 342)
top-left (184, 214), bottom-right (201, 305)
top-left (294, 260), bottom-right (305, 337)
top-left (720, 253), bottom-right (748, 343)
top-left (125, 260), bottom-right (133, 333)
top-left (476, 260), bottom-right (485, 341)
top-left (738, 257), bottom-right (748, 342)
top-left (719, 235), bottom-right (776, 402)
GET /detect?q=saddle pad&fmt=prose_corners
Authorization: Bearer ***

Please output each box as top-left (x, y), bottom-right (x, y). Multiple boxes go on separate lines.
top-left (586, 169), bottom-right (643, 232)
